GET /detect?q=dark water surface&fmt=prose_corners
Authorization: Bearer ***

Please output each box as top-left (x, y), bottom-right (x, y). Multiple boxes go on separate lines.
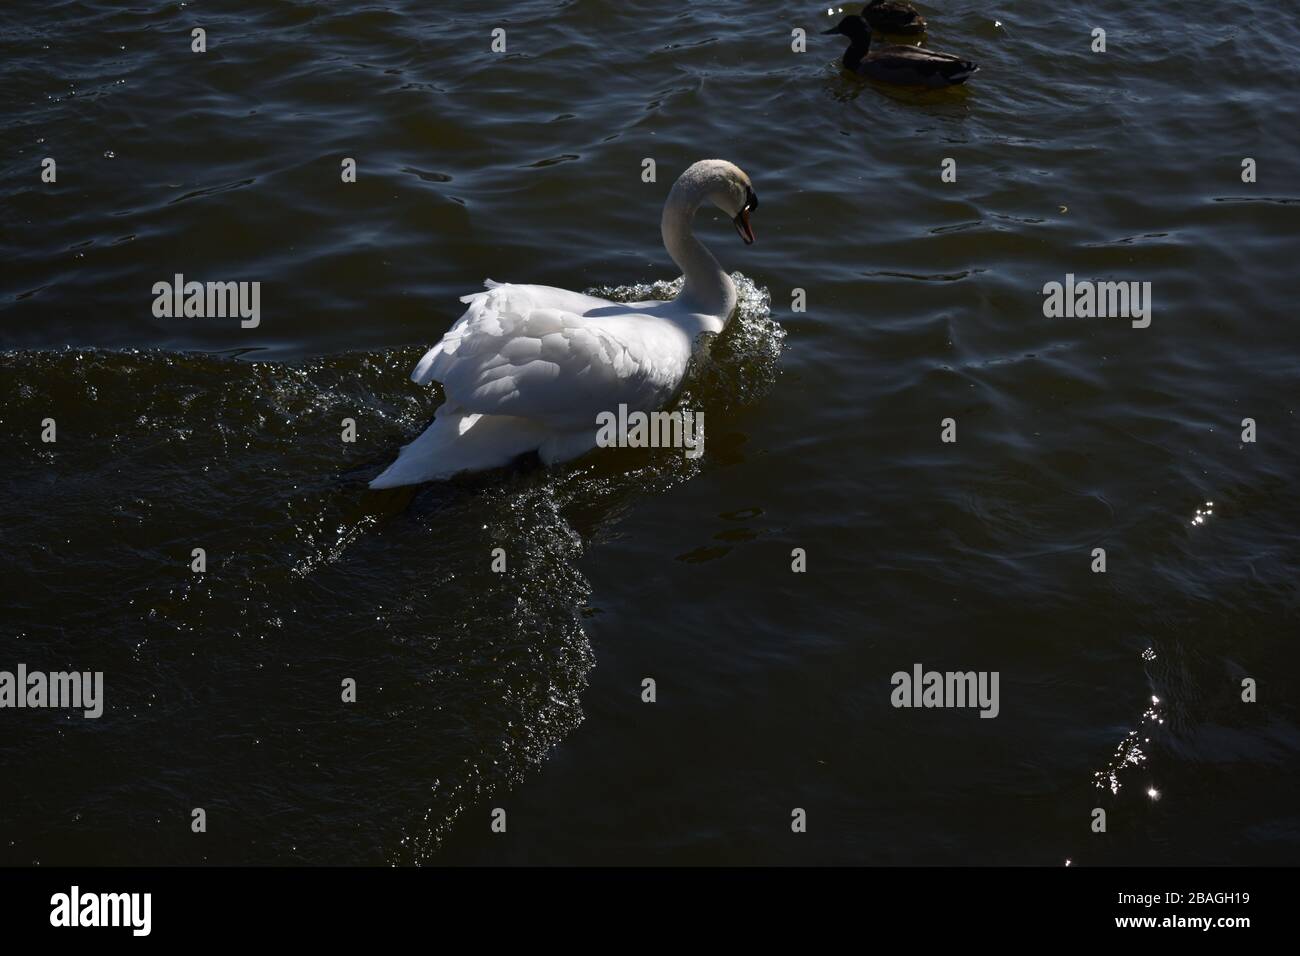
top-left (1, 0), bottom-right (1297, 864)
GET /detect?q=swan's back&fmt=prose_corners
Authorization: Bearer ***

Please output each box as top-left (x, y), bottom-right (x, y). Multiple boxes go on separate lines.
top-left (369, 281), bottom-right (701, 487)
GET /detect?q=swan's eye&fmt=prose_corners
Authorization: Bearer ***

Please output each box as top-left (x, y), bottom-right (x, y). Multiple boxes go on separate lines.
top-left (743, 187), bottom-right (758, 214)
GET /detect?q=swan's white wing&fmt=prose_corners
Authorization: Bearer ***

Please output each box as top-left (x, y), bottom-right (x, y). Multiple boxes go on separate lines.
top-left (410, 282), bottom-right (690, 430)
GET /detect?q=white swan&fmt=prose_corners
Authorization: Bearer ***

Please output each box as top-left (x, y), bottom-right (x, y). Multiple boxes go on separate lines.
top-left (369, 159), bottom-right (759, 488)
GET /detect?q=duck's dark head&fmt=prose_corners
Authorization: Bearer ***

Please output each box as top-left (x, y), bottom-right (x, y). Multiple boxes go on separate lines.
top-left (823, 15), bottom-right (871, 40)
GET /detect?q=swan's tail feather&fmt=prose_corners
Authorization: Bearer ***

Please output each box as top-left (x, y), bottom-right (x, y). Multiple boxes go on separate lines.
top-left (412, 280), bottom-right (504, 385)
top-left (368, 409), bottom-right (548, 489)
top-left (457, 278), bottom-right (502, 305)
top-left (409, 346), bottom-right (442, 386)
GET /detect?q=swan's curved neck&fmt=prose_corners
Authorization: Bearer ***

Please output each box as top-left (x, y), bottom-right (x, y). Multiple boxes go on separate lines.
top-left (661, 180), bottom-right (736, 327)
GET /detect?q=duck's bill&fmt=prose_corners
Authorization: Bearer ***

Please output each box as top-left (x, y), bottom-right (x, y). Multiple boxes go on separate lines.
top-left (733, 208), bottom-right (755, 245)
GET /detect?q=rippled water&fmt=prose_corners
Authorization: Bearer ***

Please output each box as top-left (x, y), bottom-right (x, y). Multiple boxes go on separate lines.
top-left (1, 0), bottom-right (1297, 864)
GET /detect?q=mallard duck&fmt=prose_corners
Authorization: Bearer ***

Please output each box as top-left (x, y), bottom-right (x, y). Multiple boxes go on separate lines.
top-left (822, 15), bottom-right (978, 87)
top-left (862, 0), bottom-right (927, 35)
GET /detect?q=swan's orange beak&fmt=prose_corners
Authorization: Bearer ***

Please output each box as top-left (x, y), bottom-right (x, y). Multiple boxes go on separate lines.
top-left (733, 208), bottom-right (755, 245)
top-left (733, 187), bottom-right (758, 245)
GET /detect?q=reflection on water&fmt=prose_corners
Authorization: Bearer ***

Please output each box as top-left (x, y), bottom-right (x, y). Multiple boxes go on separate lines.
top-left (1095, 690), bottom-right (1163, 797)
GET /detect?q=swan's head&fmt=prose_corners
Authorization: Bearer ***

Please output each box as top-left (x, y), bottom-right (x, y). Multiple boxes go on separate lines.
top-left (675, 159), bottom-right (759, 246)
top-left (823, 15), bottom-right (870, 40)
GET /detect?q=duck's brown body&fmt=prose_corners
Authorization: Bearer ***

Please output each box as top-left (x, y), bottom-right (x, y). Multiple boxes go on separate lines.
top-left (825, 15), bottom-right (978, 87)
top-left (847, 42), bottom-right (978, 87)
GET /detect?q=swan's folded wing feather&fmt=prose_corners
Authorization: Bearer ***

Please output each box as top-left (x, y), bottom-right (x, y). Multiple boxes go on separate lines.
top-left (410, 283), bottom-right (684, 429)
